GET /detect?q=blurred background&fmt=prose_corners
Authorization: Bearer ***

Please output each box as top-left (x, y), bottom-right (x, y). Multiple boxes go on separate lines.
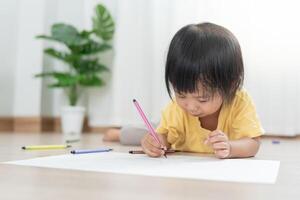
top-left (0, 0), bottom-right (300, 136)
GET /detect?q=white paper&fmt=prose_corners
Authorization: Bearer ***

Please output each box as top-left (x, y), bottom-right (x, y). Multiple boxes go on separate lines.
top-left (4, 152), bottom-right (280, 184)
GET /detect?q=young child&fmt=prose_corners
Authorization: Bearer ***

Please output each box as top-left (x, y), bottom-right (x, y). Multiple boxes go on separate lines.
top-left (105, 22), bottom-right (264, 159)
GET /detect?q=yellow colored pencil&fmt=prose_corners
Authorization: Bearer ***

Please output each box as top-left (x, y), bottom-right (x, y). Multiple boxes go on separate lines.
top-left (22, 145), bottom-right (71, 150)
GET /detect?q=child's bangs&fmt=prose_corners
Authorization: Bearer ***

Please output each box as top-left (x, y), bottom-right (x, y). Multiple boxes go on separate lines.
top-left (168, 62), bottom-right (216, 97)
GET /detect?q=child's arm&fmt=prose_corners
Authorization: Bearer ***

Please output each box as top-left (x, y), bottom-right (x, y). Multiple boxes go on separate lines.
top-left (228, 137), bottom-right (260, 158)
top-left (205, 130), bottom-right (260, 158)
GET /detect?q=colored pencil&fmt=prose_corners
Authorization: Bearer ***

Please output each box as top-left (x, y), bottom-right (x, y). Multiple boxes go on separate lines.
top-left (133, 99), bottom-right (167, 157)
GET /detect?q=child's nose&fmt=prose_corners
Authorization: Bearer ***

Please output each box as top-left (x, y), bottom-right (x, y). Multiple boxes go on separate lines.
top-left (185, 103), bottom-right (197, 112)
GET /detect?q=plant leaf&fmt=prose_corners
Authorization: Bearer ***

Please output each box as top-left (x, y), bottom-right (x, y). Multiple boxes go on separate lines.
top-left (35, 72), bottom-right (77, 88)
top-left (73, 58), bottom-right (109, 74)
top-left (44, 48), bottom-right (72, 63)
top-left (78, 74), bottom-right (104, 86)
top-left (93, 4), bottom-right (115, 41)
top-left (36, 24), bottom-right (88, 47)
top-left (35, 72), bottom-right (55, 78)
top-left (52, 24), bottom-right (82, 45)
top-left (71, 41), bottom-right (111, 55)
top-left (36, 35), bottom-right (60, 42)
top-left (79, 30), bottom-right (94, 38)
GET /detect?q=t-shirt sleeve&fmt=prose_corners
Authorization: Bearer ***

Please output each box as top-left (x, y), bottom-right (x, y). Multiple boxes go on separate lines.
top-left (156, 101), bottom-right (185, 145)
top-left (230, 92), bottom-right (264, 140)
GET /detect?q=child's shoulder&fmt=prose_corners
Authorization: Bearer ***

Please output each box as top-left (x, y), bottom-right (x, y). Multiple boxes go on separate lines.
top-left (234, 88), bottom-right (253, 104)
top-left (229, 88), bottom-right (256, 112)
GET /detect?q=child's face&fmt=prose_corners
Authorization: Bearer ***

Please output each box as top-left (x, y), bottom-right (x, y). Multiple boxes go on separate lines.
top-left (175, 88), bottom-right (223, 118)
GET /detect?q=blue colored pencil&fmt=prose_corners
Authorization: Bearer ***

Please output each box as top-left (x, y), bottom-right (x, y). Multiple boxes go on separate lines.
top-left (70, 148), bottom-right (113, 154)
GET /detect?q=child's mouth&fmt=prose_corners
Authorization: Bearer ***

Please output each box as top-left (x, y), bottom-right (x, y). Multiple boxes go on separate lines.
top-left (190, 112), bottom-right (203, 117)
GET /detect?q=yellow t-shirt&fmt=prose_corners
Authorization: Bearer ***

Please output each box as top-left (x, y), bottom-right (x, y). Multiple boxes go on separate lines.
top-left (156, 89), bottom-right (264, 153)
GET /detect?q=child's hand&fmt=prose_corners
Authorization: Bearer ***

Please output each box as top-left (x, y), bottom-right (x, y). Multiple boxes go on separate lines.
top-left (205, 130), bottom-right (231, 159)
top-left (141, 133), bottom-right (166, 157)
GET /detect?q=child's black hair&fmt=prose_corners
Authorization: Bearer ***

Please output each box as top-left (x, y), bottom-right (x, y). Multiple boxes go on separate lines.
top-left (165, 22), bottom-right (244, 103)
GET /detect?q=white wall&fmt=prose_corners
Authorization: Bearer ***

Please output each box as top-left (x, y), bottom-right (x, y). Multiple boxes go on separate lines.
top-left (0, 0), bottom-right (47, 117)
top-left (13, 0), bottom-right (46, 117)
top-left (0, 0), bottom-right (19, 116)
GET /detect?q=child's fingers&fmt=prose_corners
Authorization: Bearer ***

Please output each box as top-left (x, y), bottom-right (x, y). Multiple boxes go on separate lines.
top-left (212, 141), bottom-right (229, 150)
top-left (141, 134), bottom-right (160, 149)
top-left (214, 149), bottom-right (230, 159)
top-left (209, 130), bottom-right (223, 137)
top-left (146, 134), bottom-right (161, 148)
top-left (157, 134), bottom-right (168, 149)
top-left (144, 139), bottom-right (164, 155)
top-left (141, 135), bottom-right (164, 156)
top-left (208, 134), bottom-right (228, 144)
top-left (204, 135), bottom-right (226, 146)
top-left (142, 145), bottom-right (162, 157)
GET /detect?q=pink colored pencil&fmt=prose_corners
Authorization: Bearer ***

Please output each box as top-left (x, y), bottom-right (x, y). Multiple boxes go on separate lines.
top-left (132, 99), bottom-right (163, 147)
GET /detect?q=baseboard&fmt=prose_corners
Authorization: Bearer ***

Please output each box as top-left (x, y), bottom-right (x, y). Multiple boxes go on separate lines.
top-left (41, 117), bottom-right (56, 132)
top-left (262, 134), bottom-right (300, 138)
top-left (0, 116), bottom-right (99, 133)
top-left (0, 117), bottom-right (14, 132)
top-left (14, 117), bottom-right (42, 132)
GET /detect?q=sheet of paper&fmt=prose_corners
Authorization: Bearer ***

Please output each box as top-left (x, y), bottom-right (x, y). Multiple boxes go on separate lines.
top-left (4, 152), bottom-right (280, 184)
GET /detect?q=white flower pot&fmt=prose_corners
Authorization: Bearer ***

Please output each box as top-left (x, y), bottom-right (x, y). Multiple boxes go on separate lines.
top-left (61, 106), bottom-right (85, 142)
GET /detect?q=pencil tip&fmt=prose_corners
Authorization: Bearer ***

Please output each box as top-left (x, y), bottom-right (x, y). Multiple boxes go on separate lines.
top-left (133, 99), bottom-right (136, 102)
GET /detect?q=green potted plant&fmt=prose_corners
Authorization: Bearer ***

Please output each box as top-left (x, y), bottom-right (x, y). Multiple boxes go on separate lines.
top-left (35, 4), bottom-right (114, 142)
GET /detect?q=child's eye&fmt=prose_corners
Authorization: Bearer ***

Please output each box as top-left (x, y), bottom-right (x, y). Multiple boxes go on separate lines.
top-left (175, 93), bottom-right (186, 98)
top-left (198, 99), bottom-right (209, 103)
